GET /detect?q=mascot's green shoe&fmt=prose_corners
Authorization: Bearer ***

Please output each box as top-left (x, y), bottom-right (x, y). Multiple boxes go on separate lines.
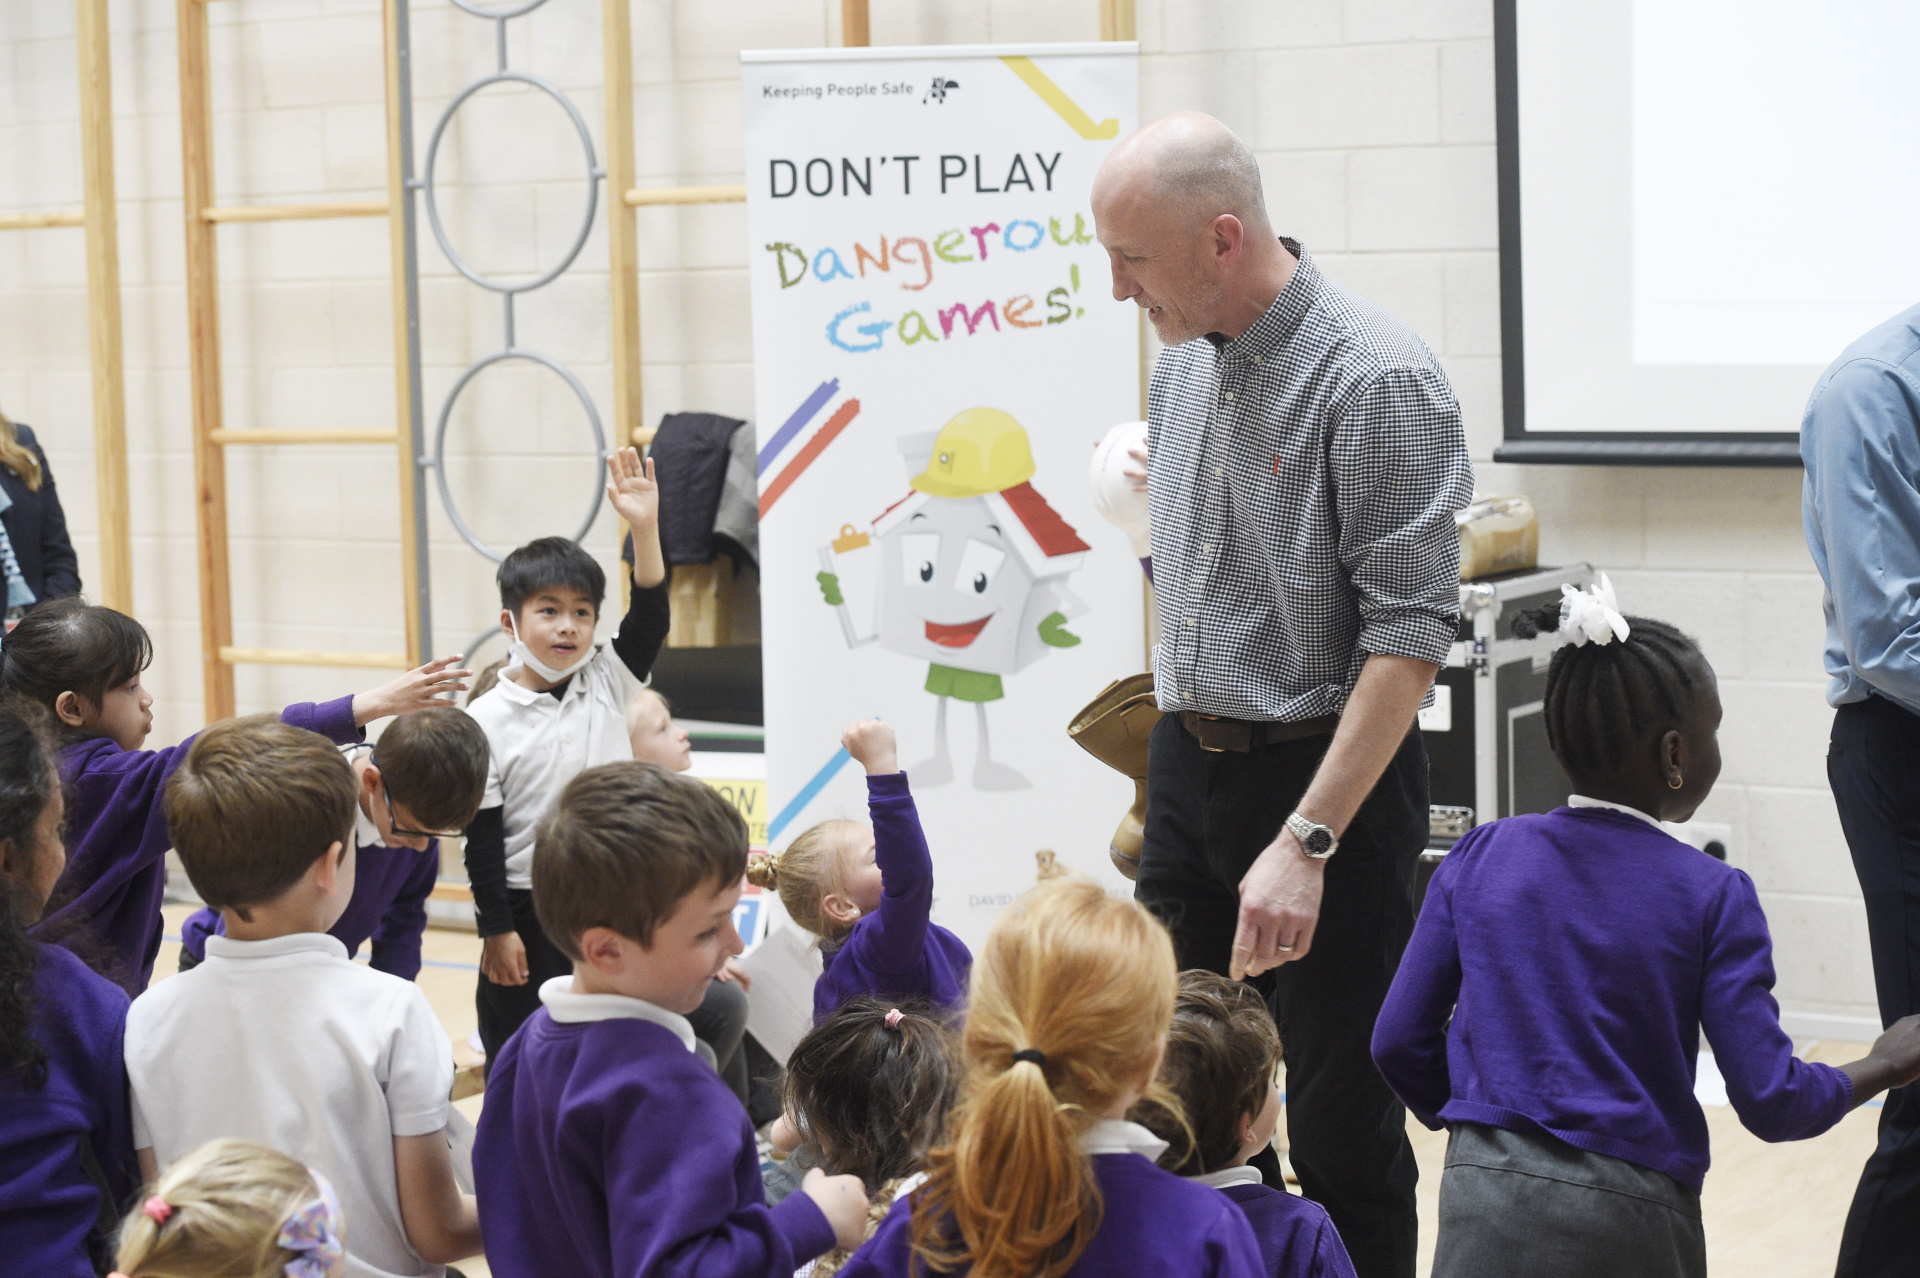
top-left (1067, 672), bottom-right (1160, 880)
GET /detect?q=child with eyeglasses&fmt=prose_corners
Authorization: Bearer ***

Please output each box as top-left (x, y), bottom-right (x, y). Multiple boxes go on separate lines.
top-left (176, 708), bottom-right (491, 982)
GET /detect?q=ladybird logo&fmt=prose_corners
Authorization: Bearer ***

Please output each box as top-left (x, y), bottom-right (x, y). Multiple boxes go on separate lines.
top-left (923, 76), bottom-right (960, 105)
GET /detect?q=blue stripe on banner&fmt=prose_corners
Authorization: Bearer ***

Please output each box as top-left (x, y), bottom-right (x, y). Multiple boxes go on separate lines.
top-left (757, 379), bottom-right (839, 474)
top-left (767, 746), bottom-right (853, 844)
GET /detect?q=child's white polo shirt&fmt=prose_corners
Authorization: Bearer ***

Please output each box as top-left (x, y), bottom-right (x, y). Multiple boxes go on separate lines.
top-left (125, 932), bottom-right (454, 1278)
top-left (466, 644), bottom-right (643, 889)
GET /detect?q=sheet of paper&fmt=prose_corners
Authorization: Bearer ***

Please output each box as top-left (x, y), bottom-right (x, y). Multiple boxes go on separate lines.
top-left (739, 923), bottom-right (824, 1063)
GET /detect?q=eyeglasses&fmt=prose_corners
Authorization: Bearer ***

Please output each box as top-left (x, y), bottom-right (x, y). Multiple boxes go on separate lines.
top-left (380, 789), bottom-right (464, 841)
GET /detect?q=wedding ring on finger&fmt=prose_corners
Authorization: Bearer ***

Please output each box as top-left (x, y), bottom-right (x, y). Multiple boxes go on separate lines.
top-left (1277, 944), bottom-right (1295, 952)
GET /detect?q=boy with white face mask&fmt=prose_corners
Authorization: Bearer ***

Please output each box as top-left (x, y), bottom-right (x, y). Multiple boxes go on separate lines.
top-left (465, 448), bottom-right (689, 1070)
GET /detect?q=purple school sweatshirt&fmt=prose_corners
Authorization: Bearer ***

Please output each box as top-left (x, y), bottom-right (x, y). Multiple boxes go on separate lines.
top-left (473, 1008), bottom-right (835, 1278)
top-left (838, 1151), bottom-right (1266, 1278)
top-left (31, 697), bottom-right (361, 996)
top-left (178, 822), bottom-right (440, 980)
top-left (1372, 806), bottom-right (1852, 1192)
top-left (812, 772), bottom-right (972, 1022)
top-left (1216, 1183), bottom-right (1356, 1278)
top-left (0, 944), bottom-right (135, 1278)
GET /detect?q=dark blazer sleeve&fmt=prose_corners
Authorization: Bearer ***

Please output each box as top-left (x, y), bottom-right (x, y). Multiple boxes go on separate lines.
top-left (11, 426), bottom-right (81, 600)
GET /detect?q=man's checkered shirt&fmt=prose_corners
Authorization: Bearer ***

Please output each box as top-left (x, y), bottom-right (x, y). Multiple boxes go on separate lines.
top-left (1147, 241), bottom-right (1474, 722)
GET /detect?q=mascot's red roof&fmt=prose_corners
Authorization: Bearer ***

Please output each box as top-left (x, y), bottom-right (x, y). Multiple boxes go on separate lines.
top-left (996, 482), bottom-right (1091, 557)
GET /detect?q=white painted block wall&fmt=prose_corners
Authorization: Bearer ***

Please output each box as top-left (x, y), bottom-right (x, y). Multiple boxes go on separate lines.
top-left (0, 0), bottom-right (1876, 1032)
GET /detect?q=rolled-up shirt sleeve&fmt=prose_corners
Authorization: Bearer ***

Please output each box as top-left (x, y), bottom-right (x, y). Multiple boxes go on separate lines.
top-left (1803, 358), bottom-right (1920, 712)
top-left (1332, 369), bottom-right (1473, 666)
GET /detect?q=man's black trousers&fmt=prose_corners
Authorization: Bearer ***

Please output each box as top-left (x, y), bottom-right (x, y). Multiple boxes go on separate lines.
top-left (1136, 714), bottom-right (1427, 1278)
top-left (1830, 695), bottom-right (1920, 1278)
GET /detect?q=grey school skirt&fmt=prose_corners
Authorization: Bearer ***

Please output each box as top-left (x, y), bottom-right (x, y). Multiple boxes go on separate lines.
top-left (1432, 1123), bottom-right (1706, 1278)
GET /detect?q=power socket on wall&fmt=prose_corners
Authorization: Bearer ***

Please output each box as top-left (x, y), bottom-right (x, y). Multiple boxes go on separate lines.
top-left (1663, 820), bottom-right (1733, 862)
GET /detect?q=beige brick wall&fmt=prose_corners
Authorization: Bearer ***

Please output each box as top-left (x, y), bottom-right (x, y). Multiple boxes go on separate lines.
top-left (0, 0), bottom-right (1875, 1029)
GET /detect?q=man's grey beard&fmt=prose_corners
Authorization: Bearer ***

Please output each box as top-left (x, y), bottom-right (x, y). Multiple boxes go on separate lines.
top-left (1148, 272), bottom-right (1229, 346)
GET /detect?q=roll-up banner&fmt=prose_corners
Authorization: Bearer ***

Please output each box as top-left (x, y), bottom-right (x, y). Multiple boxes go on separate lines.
top-left (740, 43), bottom-right (1142, 950)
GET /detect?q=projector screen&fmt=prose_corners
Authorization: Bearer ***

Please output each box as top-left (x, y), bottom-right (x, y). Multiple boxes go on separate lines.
top-left (1495, 0), bottom-right (1920, 464)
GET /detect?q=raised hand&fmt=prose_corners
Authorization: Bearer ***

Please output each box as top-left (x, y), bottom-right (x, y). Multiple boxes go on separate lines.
top-left (842, 718), bottom-right (899, 776)
top-left (352, 654), bottom-right (474, 726)
top-left (606, 446), bottom-right (659, 530)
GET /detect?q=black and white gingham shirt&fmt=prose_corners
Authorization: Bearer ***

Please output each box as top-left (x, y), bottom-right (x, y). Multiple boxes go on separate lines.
top-left (1148, 241), bottom-right (1474, 722)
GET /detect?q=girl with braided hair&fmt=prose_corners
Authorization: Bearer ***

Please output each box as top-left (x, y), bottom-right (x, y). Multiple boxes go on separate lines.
top-left (1372, 578), bottom-right (1920, 1278)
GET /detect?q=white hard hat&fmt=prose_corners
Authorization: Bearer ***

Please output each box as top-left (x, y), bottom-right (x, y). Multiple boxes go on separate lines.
top-left (1089, 420), bottom-right (1150, 558)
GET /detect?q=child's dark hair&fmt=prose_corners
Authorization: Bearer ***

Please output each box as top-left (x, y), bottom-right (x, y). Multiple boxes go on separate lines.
top-left (0, 598), bottom-right (151, 729)
top-left (0, 696), bottom-right (62, 1088)
top-left (532, 762), bottom-right (746, 958)
top-left (1509, 603), bottom-right (1711, 778)
top-left (164, 717), bottom-right (358, 920)
top-left (497, 536), bottom-right (605, 615)
top-left (1133, 970), bottom-right (1281, 1177)
top-left (785, 998), bottom-right (962, 1193)
top-left (371, 707), bottom-right (490, 833)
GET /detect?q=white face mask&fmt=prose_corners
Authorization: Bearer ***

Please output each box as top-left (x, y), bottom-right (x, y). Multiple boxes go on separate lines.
top-left (508, 616), bottom-right (596, 684)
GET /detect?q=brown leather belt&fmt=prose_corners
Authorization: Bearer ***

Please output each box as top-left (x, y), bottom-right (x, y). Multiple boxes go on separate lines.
top-left (1178, 710), bottom-right (1340, 753)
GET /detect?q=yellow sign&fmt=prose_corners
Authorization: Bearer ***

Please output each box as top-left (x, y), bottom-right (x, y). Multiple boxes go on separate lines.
top-left (702, 777), bottom-right (769, 849)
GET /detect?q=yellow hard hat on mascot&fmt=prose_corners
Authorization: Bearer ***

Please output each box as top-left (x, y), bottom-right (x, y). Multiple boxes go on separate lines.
top-left (911, 407), bottom-right (1037, 498)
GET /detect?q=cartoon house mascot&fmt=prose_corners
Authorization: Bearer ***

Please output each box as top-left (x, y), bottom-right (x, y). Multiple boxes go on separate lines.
top-left (816, 407), bottom-right (1089, 790)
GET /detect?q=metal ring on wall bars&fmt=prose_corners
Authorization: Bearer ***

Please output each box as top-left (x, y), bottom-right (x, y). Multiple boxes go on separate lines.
top-left (432, 348), bottom-right (608, 563)
top-left (446, 0), bottom-right (551, 18)
top-left (422, 70), bottom-right (602, 294)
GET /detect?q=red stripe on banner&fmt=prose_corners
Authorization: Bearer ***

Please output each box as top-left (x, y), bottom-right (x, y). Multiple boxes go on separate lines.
top-left (758, 398), bottom-right (861, 519)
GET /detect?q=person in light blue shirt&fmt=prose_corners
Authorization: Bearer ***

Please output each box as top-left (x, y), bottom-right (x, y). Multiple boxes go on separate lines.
top-left (1800, 301), bottom-right (1920, 1278)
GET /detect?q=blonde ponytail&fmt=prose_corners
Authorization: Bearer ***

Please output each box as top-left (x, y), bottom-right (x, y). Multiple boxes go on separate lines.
top-left (115, 1138), bottom-right (323, 1278)
top-left (0, 408), bottom-right (42, 492)
top-left (911, 877), bottom-right (1179, 1278)
top-left (744, 849), bottom-right (782, 891)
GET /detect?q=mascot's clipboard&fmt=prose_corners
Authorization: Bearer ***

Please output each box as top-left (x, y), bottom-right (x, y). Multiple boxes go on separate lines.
top-left (818, 524), bottom-right (880, 647)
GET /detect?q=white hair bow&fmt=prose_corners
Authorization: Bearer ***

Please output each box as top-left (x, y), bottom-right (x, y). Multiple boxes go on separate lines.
top-left (1556, 574), bottom-right (1630, 647)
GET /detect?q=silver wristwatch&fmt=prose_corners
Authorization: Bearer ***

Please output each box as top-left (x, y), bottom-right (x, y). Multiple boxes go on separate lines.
top-left (1285, 812), bottom-right (1339, 860)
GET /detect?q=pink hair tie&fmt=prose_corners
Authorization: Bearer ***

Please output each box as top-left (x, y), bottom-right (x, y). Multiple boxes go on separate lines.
top-left (884, 1008), bottom-right (904, 1028)
top-left (143, 1195), bottom-right (172, 1224)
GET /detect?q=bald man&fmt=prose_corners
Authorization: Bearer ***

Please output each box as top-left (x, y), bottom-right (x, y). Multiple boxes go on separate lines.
top-left (1093, 114), bottom-right (1472, 1278)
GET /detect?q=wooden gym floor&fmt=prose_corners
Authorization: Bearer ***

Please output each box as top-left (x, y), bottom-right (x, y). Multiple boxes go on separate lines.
top-left (154, 905), bottom-right (1879, 1278)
